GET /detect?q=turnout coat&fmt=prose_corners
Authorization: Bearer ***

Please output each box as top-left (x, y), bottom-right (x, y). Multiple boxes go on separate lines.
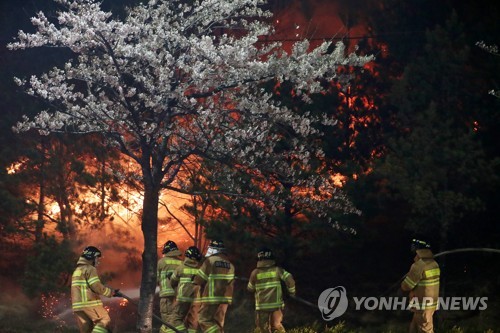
top-left (401, 249), bottom-right (440, 310)
top-left (247, 259), bottom-right (296, 311)
top-left (71, 257), bottom-right (112, 310)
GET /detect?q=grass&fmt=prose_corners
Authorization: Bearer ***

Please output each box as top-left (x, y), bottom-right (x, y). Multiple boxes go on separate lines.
top-left (0, 319), bottom-right (497, 333)
top-left (284, 322), bottom-right (496, 333)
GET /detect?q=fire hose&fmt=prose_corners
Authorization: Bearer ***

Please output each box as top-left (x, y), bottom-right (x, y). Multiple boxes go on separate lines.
top-left (380, 247), bottom-right (500, 296)
top-left (115, 247), bottom-right (500, 327)
top-left (242, 247), bottom-right (500, 309)
top-left (115, 291), bottom-right (186, 333)
top-left (234, 276), bottom-right (318, 309)
top-left (434, 247), bottom-right (500, 258)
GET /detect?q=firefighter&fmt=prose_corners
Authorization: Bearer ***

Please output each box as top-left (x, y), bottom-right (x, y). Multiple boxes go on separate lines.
top-left (71, 246), bottom-right (119, 333)
top-left (157, 240), bottom-right (183, 333)
top-left (247, 247), bottom-right (296, 333)
top-left (401, 239), bottom-right (440, 333)
top-left (193, 240), bottom-right (235, 333)
top-left (168, 246), bottom-right (204, 333)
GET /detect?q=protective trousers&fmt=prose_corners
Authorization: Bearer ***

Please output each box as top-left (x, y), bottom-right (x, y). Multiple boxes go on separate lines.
top-left (160, 296), bottom-right (176, 333)
top-left (74, 307), bottom-right (111, 333)
top-left (409, 310), bottom-right (435, 333)
top-left (198, 303), bottom-right (228, 333)
top-left (255, 309), bottom-right (285, 333)
top-left (165, 301), bottom-right (200, 333)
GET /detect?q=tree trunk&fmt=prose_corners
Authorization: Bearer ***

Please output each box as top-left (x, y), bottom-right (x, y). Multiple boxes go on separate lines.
top-left (99, 154), bottom-right (106, 221)
top-left (282, 183), bottom-right (294, 269)
top-left (64, 195), bottom-right (77, 240)
top-left (137, 185), bottom-right (159, 333)
top-left (35, 137), bottom-right (46, 243)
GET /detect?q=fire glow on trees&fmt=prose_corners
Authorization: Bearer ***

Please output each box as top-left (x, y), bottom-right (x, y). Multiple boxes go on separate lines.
top-left (8, 0), bottom-right (373, 331)
top-left (7, 151), bottom-right (195, 249)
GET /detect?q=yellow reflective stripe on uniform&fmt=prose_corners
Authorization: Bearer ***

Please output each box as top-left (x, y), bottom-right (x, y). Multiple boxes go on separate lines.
top-left (257, 302), bottom-right (283, 310)
top-left (72, 300), bottom-right (103, 309)
top-left (197, 269), bottom-right (208, 281)
top-left (160, 262), bottom-right (179, 296)
top-left (418, 278), bottom-right (440, 286)
top-left (257, 271), bottom-right (277, 279)
top-left (71, 281), bottom-right (88, 286)
top-left (206, 274), bottom-right (234, 299)
top-left (200, 296), bottom-right (233, 303)
top-left (180, 277), bottom-right (192, 283)
top-left (88, 276), bottom-right (101, 285)
top-left (209, 273), bottom-right (234, 279)
top-left (81, 284), bottom-right (87, 303)
top-left (163, 323), bottom-right (186, 333)
top-left (403, 276), bottom-right (417, 288)
top-left (92, 325), bottom-right (108, 333)
top-left (160, 270), bottom-right (176, 278)
top-left (281, 270), bottom-right (291, 280)
top-left (205, 324), bottom-right (220, 333)
top-left (414, 301), bottom-right (438, 310)
top-left (174, 324), bottom-right (186, 330)
top-left (165, 259), bottom-right (182, 265)
top-left (164, 269), bottom-right (176, 274)
top-left (72, 277), bottom-right (90, 305)
top-left (161, 325), bottom-right (174, 333)
top-left (248, 282), bottom-right (255, 291)
top-left (188, 329), bottom-right (197, 333)
top-left (255, 281), bottom-right (281, 290)
top-left (424, 268), bottom-right (440, 278)
top-left (183, 268), bottom-right (199, 275)
top-left (177, 296), bottom-right (197, 302)
top-left (288, 286), bottom-right (296, 293)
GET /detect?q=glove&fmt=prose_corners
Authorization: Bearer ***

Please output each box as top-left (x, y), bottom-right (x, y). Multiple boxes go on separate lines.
top-left (112, 289), bottom-right (121, 297)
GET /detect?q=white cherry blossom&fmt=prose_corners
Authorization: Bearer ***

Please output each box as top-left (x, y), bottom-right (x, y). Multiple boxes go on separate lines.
top-left (9, 0), bottom-right (373, 331)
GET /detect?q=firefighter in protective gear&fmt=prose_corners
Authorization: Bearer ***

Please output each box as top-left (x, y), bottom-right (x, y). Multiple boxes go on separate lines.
top-left (168, 246), bottom-right (204, 333)
top-left (157, 240), bottom-right (183, 333)
top-left (401, 239), bottom-right (440, 333)
top-left (247, 247), bottom-right (296, 333)
top-left (193, 240), bottom-right (235, 333)
top-left (71, 246), bottom-right (119, 333)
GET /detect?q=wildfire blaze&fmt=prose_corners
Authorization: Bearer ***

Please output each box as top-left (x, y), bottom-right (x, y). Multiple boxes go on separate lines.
top-left (1, 0), bottom-right (383, 330)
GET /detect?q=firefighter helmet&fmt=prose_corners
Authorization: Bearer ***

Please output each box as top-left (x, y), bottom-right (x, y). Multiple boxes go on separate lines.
top-left (162, 240), bottom-right (179, 254)
top-left (81, 246), bottom-right (102, 261)
top-left (411, 239), bottom-right (431, 252)
top-left (185, 246), bottom-right (202, 262)
top-left (205, 240), bottom-right (226, 257)
top-left (257, 247), bottom-right (274, 261)
top-left (208, 240), bottom-right (225, 250)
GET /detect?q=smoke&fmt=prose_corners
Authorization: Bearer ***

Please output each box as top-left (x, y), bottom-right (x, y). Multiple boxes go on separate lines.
top-left (272, 0), bottom-right (371, 54)
top-left (0, 277), bottom-right (74, 331)
top-left (0, 278), bottom-right (31, 324)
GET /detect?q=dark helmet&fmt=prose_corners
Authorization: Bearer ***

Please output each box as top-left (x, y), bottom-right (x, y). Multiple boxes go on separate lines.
top-left (411, 239), bottom-right (431, 252)
top-left (257, 247), bottom-right (274, 261)
top-left (162, 240), bottom-right (179, 254)
top-left (82, 246), bottom-right (102, 261)
top-left (208, 240), bottom-right (225, 250)
top-left (185, 246), bottom-right (202, 262)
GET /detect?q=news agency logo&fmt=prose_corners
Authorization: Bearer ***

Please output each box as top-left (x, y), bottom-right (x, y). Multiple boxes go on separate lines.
top-left (317, 286), bottom-right (488, 321)
top-left (317, 286), bottom-right (349, 320)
